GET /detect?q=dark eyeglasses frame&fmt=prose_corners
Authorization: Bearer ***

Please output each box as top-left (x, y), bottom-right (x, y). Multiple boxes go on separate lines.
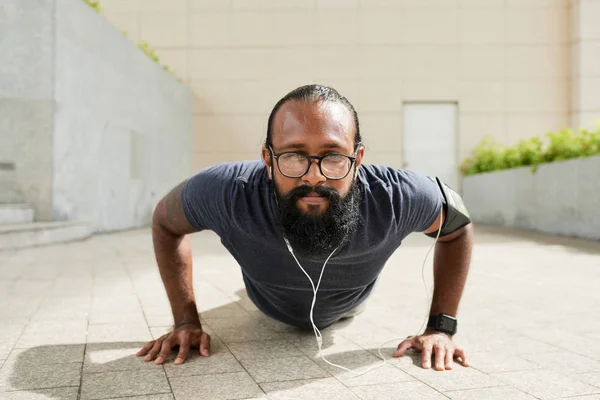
top-left (268, 144), bottom-right (362, 180)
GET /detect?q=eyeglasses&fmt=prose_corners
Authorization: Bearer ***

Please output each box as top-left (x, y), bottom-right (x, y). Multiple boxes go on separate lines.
top-left (268, 145), bottom-right (360, 180)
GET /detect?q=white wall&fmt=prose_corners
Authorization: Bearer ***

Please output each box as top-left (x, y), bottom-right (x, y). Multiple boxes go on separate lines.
top-left (0, 0), bottom-right (194, 232)
top-left (52, 0), bottom-right (193, 232)
top-left (0, 0), bottom-right (55, 216)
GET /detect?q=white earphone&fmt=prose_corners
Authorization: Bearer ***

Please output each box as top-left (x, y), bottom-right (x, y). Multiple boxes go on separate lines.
top-left (284, 207), bottom-right (443, 376)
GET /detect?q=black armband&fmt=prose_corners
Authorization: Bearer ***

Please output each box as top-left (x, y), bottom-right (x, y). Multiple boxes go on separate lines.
top-left (425, 177), bottom-right (472, 238)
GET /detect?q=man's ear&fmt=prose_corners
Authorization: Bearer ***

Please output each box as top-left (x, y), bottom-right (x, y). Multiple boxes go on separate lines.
top-left (355, 146), bottom-right (365, 171)
top-left (262, 146), bottom-right (273, 180)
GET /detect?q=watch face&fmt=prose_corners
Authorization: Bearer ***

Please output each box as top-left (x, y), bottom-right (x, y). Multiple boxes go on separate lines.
top-left (440, 315), bottom-right (456, 332)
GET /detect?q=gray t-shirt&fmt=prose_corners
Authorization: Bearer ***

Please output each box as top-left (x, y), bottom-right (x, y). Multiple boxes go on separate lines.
top-left (181, 160), bottom-right (442, 329)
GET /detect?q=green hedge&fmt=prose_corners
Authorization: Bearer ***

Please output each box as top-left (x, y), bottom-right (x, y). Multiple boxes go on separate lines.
top-left (459, 123), bottom-right (600, 176)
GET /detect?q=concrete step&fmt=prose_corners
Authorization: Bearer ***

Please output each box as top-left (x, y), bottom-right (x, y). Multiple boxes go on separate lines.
top-left (0, 221), bottom-right (92, 251)
top-left (0, 204), bottom-right (35, 225)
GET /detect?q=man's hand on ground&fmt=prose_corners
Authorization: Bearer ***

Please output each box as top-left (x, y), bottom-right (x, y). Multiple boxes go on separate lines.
top-left (392, 328), bottom-right (469, 371)
top-left (136, 323), bottom-right (210, 365)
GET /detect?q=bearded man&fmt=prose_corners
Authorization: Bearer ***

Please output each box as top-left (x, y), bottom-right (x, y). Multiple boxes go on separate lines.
top-left (137, 84), bottom-right (473, 372)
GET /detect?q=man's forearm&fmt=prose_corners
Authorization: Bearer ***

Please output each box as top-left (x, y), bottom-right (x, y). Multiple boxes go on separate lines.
top-left (152, 222), bottom-right (200, 327)
top-left (429, 224), bottom-right (473, 318)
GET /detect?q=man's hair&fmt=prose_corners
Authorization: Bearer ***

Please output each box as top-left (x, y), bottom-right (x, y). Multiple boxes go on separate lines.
top-left (265, 84), bottom-right (361, 148)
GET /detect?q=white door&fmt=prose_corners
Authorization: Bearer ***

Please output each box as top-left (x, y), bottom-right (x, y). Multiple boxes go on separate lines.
top-left (402, 103), bottom-right (459, 191)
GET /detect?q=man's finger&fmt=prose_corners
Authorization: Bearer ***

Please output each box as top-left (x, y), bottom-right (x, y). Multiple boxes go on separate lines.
top-left (393, 339), bottom-right (414, 357)
top-left (144, 340), bottom-right (162, 362)
top-left (137, 340), bottom-right (155, 357)
top-left (433, 344), bottom-right (445, 371)
top-left (155, 339), bottom-right (173, 365)
top-left (454, 347), bottom-right (470, 367)
top-left (200, 333), bottom-right (211, 357)
top-left (422, 343), bottom-right (433, 369)
top-left (174, 337), bottom-right (191, 365)
top-left (445, 348), bottom-right (454, 370)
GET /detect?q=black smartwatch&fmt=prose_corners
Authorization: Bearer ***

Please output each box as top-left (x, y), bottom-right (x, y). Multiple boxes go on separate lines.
top-left (427, 314), bottom-right (457, 336)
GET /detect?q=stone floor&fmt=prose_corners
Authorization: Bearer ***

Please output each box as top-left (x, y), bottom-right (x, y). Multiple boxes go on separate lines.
top-left (0, 225), bottom-right (600, 400)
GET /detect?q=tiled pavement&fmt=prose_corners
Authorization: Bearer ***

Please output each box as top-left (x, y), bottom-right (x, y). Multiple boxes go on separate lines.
top-left (1, 225), bottom-right (600, 399)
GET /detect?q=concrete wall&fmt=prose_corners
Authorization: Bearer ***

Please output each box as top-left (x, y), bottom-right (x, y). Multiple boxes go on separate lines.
top-left (0, 0), bottom-right (193, 232)
top-left (462, 155), bottom-right (600, 240)
top-left (97, 0), bottom-right (580, 173)
top-left (0, 0), bottom-right (56, 217)
top-left (53, 0), bottom-right (192, 232)
top-left (570, 0), bottom-right (600, 129)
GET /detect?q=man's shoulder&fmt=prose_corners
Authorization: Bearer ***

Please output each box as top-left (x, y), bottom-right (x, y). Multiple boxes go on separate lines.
top-left (359, 164), bottom-right (438, 201)
top-left (190, 159), bottom-right (266, 186)
top-left (359, 163), bottom-right (418, 187)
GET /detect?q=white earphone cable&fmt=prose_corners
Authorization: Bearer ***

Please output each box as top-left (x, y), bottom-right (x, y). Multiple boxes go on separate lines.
top-left (285, 206), bottom-right (443, 377)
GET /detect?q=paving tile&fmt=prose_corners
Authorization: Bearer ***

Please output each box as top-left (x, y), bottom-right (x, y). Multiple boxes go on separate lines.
top-left (575, 372), bottom-right (600, 388)
top-left (214, 327), bottom-right (284, 343)
top-left (0, 361), bottom-right (81, 391)
top-left (445, 386), bottom-right (538, 400)
top-left (240, 355), bottom-right (330, 383)
top-left (15, 320), bottom-right (88, 348)
top-left (248, 312), bottom-right (303, 333)
top-left (337, 323), bottom-right (402, 350)
top-left (0, 342), bottom-right (15, 360)
top-left (90, 296), bottom-right (142, 314)
top-left (169, 371), bottom-right (264, 400)
top-left (80, 369), bottom-right (170, 400)
top-left (289, 331), bottom-right (363, 358)
top-left (459, 331), bottom-right (562, 356)
top-left (107, 395), bottom-right (174, 400)
top-left (203, 315), bottom-right (267, 331)
top-left (146, 314), bottom-right (176, 327)
top-left (520, 351), bottom-right (600, 374)
top-left (163, 337), bottom-right (244, 377)
top-left (351, 380), bottom-right (449, 400)
top-left (31, 296), bottom-right (91, 320)
top-left (262, 378), bottom-right (361, 399)
top-left (0, 386), bottom-right (79, 399)
top-left (399, 359), bottom-right (502, 392)
top-left (103, 395), bottom-right (173, 400)
top-left (86, 323), bottom-right (152, 344)
top-left (315, 350), bottom-right (414, 387)
top-left (466, 352), bottom-right (541, 374)
top-left (3, 345), bottom-right (84, 366)
top-left (84, 342), bottom-right (160, 373)
top-left (88, 312), bottom-right (147, 325)
top-left (227, 339), bottom-right (304, 361)
top-left (492, 369), bottom-right (600, 399)
top-left (201, 303), bottom-right (250, 319)
top-left (0, 325), bottom-right (25, 343)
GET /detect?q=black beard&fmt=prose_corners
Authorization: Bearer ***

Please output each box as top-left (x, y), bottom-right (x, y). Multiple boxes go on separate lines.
top-left (273, 174), bottom-right (362, 259)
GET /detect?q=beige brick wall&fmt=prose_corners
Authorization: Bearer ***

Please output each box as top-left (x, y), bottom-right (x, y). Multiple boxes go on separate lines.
top-left (98, 0), bottom-right (584, 173)
top-left (570, 0), bottom-right (600, 130)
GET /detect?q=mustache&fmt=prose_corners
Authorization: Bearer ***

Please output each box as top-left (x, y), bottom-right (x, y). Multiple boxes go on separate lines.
top-left (287, 185), bottom-right (340, 201)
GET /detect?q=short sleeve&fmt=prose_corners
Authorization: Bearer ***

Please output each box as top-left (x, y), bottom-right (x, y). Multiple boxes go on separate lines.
top-left (181, 164), bottom-right (236, 233)
top-left (395, 170), bottom-right (443, 237)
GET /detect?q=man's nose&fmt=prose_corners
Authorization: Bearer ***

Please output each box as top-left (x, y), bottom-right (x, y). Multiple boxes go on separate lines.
top-left (302, 159), bottom-right (327, 186)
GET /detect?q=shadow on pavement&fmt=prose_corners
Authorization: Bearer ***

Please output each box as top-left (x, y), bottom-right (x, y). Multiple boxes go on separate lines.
top-left (4, 290), bottom-right (433, 399)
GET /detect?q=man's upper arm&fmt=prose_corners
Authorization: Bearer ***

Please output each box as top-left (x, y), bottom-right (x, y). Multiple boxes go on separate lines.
top-left (396, 171), bottom-right (443, 238)
top-left (422, 177), bottom-right (473, 241)
top-left (154, 180), bottom-right (198, 236)
top-left (156, 164), bottom-right (237, 236)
